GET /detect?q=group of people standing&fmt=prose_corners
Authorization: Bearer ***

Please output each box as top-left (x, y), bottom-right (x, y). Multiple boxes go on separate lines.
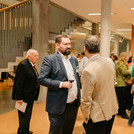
top-left (13, 34), bottom-right (131, 134)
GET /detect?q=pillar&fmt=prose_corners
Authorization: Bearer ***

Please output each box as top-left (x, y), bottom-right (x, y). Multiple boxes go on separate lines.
top-left (127, 40), bottom-right (131, 56)
top-left (131, 25), bottom-right (134, 55)
top-left (92, 23), bottom-right (99, 35)
top-left (32, 0), bottom-right (49, 102)
top-left (114, 34), bottom-right (119, 56)
top-left (100, 0), bottom-right (111, 57)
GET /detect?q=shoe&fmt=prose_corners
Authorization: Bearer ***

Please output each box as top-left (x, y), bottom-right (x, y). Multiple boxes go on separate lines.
top-left (28, 131), bottom-right (33, 134)
top-left (121, 114), bottom-right (129, 119)
top-left (128, 122), bottom-right (132, 127)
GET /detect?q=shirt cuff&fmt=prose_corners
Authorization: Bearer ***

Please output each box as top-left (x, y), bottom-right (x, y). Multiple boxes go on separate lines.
top-left (59, 82), bottom-right (63, 88)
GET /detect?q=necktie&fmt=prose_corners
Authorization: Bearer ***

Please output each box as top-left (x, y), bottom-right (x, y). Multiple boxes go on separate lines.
top-left (33, 65), bottom-right (39, 86)
top-left (33, 65), bottom-right (37, 76)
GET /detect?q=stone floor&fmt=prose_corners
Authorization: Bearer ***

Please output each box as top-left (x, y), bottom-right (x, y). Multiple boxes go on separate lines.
top-left (0, 102), bottom-right (134, 134)
top-left (0, 81), bottom-right (134, 134)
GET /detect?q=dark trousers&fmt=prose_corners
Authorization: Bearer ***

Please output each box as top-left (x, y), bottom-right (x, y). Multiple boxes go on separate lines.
top-left (17, 104), bottom-right (33, 134)
top-left (115, 86), bottom-right (133, 115)
top-left (48, 100), bottom-right (79, 134)
top-left (126, 86), bottom-right (133, 110)
top-left (83, 116), bottom-right (115, 134)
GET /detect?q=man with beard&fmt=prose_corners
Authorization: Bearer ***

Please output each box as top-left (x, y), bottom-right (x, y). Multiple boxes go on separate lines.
top-left (38, 34), bottom-right (81, 134)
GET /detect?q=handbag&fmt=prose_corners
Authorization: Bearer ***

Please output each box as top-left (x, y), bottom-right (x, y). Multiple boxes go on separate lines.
top-left (131, 85), bottom-right (134, 95)
top-left (125, 77), bottom-right (133, 86)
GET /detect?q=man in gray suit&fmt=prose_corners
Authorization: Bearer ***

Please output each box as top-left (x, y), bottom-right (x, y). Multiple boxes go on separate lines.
top-left (38, 34), bottom-right (81, 134)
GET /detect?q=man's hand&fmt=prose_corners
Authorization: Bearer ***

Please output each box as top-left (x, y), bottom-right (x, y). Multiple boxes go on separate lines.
top-left (17, 100), bottom-right (23, 105)
top-left (62, 81), bottom-right (72, 90)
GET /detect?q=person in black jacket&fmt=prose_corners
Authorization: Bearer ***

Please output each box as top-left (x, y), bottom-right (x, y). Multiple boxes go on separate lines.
top-left (12, 49), bottom-right (40, 134)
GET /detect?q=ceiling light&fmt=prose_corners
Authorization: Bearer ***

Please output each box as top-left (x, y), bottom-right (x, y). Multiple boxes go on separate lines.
top-left (88, 13), bottom-right (115, 15)
top-left (116, 29), bottom-right (132, 31)
top-left (88, 13), bottom-right (101, 15)
top-left (131, 8), bottom-right (134, 10)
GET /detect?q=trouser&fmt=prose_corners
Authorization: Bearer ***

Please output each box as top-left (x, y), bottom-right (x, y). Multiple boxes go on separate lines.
top-left (115, 86), bottom-right (133, 115)
top-left (17, 104), bottom-right (33, 134)
top-left (83, 115), bottom-right (115, 134)
top-left (48, 100), bottom-right (79, 134)
top-left (128, 104), bottom-right (134, 124)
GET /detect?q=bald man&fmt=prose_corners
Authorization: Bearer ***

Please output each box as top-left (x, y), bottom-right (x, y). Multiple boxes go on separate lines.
top-left (12, 49), bottom-right (40, 134)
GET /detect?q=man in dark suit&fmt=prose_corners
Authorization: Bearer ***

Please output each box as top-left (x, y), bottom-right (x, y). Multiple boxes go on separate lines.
top-left (12, 49), bottom-right (40, 134)
top-left (38, 34), bottom-right (81, 134)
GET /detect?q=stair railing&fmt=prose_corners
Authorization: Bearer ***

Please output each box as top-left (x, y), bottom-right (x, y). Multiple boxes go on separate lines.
top-left (0, 2), bottom-right (9, 9)
top-left (0, 0), bottom-right (32, 59)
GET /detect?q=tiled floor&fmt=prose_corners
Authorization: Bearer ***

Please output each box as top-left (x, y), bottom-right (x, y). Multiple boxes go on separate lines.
top-left (0, 81), bottom-right (134, 134)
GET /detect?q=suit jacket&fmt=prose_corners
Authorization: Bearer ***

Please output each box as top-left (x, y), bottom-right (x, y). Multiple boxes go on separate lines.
top-left (12, 58), bottom-right (40, 105)
top-left (81, 54), bottom-right (118, 123)
top-left (38, 52), bottom-right (81, 115)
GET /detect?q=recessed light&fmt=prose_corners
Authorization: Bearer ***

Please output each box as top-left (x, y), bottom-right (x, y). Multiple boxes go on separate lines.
top-left (88, 13), bottom-right (115, 15)
top-left (116, 29), bottom-right (132, 31)
top-left (88, 13), bottom-right (101, 15)
top-left (131, 8), bottom-right (134, 10)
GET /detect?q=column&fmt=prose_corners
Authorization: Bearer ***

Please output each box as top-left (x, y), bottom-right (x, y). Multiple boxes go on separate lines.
top-left (114, 34), bottom-right (119, 56)
top-left (92, 23), bottom-right (99, 35)
top-left (32, 0), bottom-right (49, 102)
top-left (127, 40), bottom-right (131, 56)
top-left (131, 25), bottom-right (134, 55)
top-left (100, 0), bottom-right (111, 57)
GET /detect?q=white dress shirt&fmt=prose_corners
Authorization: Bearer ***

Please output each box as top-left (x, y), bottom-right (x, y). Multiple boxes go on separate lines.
top-left (59, 52), bottom-right (78, 103)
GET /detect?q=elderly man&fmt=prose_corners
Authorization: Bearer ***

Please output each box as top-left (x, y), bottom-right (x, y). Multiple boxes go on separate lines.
top-left (81, 35), bottom-right (118, 134)
top-left (12, 49), bottom-right (40, 134)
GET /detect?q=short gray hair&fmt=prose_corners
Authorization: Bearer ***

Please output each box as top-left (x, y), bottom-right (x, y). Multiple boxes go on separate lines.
top-left (27, 49), bottom-right (38, 57)
top-left (84, 35), bottom-right (100, 53)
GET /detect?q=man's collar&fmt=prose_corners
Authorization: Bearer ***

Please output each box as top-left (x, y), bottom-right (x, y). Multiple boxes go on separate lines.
top-left (89, 54), bottom-right (100, 61)
top-left (28, 59), bottom-right (34, 66)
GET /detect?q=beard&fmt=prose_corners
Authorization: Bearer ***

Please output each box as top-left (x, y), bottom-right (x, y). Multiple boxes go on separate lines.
top-left (62, 49), bottom-right (71, 55)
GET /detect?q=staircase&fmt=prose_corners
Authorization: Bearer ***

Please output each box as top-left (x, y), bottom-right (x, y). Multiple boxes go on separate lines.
top-left (0, 0), bottom-right (86, 75)
top-left (62, 18), bottom-right (86, 38)
top-left (0, 0), bottom-right (32, 70)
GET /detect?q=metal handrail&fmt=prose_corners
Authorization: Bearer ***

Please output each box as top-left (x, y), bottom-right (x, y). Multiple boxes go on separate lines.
top-left (0, 2), bottom-right (9, 7)
top-left (0, 0), bottom-right (32, 12)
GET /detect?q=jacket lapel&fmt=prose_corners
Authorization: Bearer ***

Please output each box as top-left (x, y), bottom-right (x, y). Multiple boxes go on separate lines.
top-left (56, 52), bottom-right (68, 80)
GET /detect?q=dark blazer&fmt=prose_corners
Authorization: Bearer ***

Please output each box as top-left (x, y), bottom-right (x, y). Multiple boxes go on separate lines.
top-left (38, 52), bottom-right (81, 115)
top-left (12, 58), bottom-right (40, 105)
